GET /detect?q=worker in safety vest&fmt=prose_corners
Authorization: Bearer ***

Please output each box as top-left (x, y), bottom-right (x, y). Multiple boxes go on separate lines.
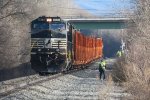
top-left (99, 59), bottom-right (106, 80)
top-left (116, 50), bottom-right (123, 57)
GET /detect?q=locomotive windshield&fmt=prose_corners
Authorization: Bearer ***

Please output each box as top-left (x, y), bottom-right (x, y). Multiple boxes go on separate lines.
top-left (50, 23), bottom-right (65, 30)
top-left (32, 22), bottom-right (66, 33)
top-left (33, 22), bottom-right (49, 30)
top-left (31, 30), bottom-right (66, 38)
top-left (31, 17), bottom-right (67, 38)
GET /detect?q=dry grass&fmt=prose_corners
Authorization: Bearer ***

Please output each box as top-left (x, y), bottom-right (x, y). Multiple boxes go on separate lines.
top-left (112, 57), bottom-right (127, 82)
top-left (112, 0), bottom-right (150, 99)
top-left (113, 58), bottom-right (150, 100)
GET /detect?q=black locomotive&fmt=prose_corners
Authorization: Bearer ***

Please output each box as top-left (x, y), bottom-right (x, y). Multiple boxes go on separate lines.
top-left (31, 16), bottom-right (73, 73)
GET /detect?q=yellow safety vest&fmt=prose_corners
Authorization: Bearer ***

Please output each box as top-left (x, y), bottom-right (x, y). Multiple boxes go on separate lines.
top-left (99, 61), bottom-right (106, 70)
top-left (67, 51), bottom-right (71, 60)
top-left (117, 51), bottom-right (122, 57)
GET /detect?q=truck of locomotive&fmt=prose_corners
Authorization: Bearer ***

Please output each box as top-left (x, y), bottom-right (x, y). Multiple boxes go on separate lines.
top-left (30, 16), bottom-right (103, 74)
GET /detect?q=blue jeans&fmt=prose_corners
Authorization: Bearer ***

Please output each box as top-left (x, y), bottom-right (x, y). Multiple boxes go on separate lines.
top-left (99, 70), bottom-right (105, 80)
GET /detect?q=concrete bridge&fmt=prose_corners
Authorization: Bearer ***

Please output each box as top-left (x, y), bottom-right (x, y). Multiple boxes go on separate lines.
top-left (63, 17), bottom-right (130, 29)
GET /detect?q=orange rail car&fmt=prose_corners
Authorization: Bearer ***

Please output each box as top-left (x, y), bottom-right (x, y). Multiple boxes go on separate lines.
top-left (73, 31), bottom-right (103, 66)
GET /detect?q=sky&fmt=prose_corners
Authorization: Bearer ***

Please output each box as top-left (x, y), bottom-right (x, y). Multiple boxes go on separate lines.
top-left (74, 0), bottom-right (132, 16)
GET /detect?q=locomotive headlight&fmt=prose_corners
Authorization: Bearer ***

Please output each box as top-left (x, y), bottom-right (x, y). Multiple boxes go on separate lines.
top-left (46, 18), bottom-right (52, 22)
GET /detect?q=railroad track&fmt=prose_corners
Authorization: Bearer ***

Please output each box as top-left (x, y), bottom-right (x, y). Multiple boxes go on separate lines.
top-left (0, 63), bottom-right (90, 98)
top-left (0, 60), bottom-right (98, 98)
top-left (1, 58), bottom-right (127, 100)
top-left (0, 73), bottom-right (58, 98)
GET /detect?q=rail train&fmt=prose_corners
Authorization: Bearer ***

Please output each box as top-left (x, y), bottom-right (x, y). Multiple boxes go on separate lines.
top-left (30, 16), bottom-right (103, 73)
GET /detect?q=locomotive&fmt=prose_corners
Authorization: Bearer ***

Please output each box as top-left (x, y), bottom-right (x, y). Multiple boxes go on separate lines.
top-left (30, 16), bottom-right (103, 73)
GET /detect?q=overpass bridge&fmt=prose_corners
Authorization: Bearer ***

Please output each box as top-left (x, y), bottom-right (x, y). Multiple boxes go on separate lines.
top-left (63, 17), bottom-right (130, 29)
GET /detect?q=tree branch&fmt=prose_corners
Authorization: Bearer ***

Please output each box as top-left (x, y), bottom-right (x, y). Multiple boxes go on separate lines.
top-left (0, 0), bottom-right (12, 10)
top-left (0, 11), bottom-right (26, 20)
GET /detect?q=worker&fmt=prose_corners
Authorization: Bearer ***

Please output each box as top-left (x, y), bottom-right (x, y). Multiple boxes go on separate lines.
top-left (99, 59), bottom-right (106, 80)
top-left (116, 50), bottom-right (122, 57)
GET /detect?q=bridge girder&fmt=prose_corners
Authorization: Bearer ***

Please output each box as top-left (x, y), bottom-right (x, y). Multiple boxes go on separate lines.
top-left (64, 18), bottom-right (129, 29)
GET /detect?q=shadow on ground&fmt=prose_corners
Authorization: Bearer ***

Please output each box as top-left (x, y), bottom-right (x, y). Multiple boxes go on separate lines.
top-left (0, 63), bottom-right (36, 82)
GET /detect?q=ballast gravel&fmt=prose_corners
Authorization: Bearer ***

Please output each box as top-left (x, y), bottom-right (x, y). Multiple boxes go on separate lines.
top-left (0, 59), bottom-right (127, 100)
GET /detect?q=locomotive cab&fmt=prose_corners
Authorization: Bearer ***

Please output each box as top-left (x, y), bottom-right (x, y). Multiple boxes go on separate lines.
top-left (30, 16), bottom-right (72, 73)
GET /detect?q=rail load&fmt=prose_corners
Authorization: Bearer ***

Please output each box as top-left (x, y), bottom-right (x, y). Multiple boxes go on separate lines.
top-left (73, 31), bottom-right (103, 68)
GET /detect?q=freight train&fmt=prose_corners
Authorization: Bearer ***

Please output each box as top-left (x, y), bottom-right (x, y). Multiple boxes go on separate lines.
top-left (30, 16), bottom-right (103, 73)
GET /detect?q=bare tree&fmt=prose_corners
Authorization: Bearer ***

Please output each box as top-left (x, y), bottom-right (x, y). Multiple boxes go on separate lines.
top-left (113, 0), bottom-right (150, 99)
top-left (0, 0), bottom-right (39, 70)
